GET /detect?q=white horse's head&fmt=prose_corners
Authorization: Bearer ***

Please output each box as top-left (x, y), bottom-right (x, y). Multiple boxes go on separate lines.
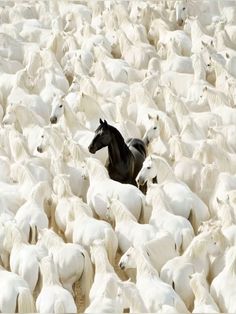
top-left (174, 0), bottom-right (188, 26)
top-left (36, 128), bottom-right (48, 153)
top-left (119, 246), bottom-right (136, 270)
top-left (2, 103), bottom-right (17, 125)
top-left (143, 114), bottom-right (161, 145)
top-left (136, 155), bottom-right (158, 186)
top-left (50, 94), bottom-right (66, 124)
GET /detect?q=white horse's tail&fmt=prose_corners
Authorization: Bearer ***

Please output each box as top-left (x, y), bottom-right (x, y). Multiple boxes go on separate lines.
top-left (17, 287), bottom-right (35, 313)
top-left (54, 299), bottom-right (65, 313)
top-left (80, 248), bottom-right (94, 307)
top-left (104, 228), bottom-right (118, 266)
top-left (29, 224), bottom-right (38, 244)
top-left (181, 228), bottom-right (194, 253)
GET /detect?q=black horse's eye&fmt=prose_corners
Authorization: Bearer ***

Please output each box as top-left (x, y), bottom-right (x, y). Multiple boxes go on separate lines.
top-left (59, 104), bottom-right (63, 108)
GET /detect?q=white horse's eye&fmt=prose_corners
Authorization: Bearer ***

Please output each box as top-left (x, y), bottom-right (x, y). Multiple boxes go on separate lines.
top-left (183, 7), bottom-right (186, 10)
top-left (147, 166), bottom-right (151, 170)
top-left (59, 104), bottom-right (63, 108)
top-left (153, 127), bottom-right (157, 130)
top-left (41, 135), bottom-right (44, 138)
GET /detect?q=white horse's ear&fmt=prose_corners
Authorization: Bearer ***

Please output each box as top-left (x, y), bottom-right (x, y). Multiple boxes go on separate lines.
top-left (148, 113), bottom-right (152, 120)
top-left (156, 114), bottom-right (159, 121)
top-left (203, 86), bottom-right (208, 92)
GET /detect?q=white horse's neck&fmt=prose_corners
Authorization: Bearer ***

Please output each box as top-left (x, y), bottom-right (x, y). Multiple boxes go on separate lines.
top-left (63, 102), bottom-right (84, 134)
top-left (135, 249), bottom-right (158, 282)
top-left (41, 258), bottom-right (61, 287)
top-left (79, 93), bottom-right (104, 122)
top-left (47, 127), bottom-right (65, 157)
top-left (93, 246), bottom-right (114, 274)
top-left (150, 189), bottom-right (170, 214)
top-left (153, 156), bottom-right (176, 183)
top-left (184, 237), bottom-right (209, 262)
top-left (86, 159), bottom-right (109, 183)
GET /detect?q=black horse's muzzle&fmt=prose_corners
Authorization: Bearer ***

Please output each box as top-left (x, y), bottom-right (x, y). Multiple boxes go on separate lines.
top-left (88, 144), bottom-right (96, 154)
top-left (50, 116), bottom-right (57, 124)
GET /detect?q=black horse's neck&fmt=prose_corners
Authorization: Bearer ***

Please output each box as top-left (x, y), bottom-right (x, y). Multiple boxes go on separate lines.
top-left (107, 125), bottom-right (131, 165)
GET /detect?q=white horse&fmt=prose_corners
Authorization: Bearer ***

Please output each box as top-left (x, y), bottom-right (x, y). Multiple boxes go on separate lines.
top-left (210, 245), bottom-right (236, 313)
top-left (37, 228), bottom-right (93, 306)
top-left (36, 254), bottom-right (77, 313)
top-left (3, 221), bottom-right (46, 292)
top-left (137, 155), bottom-right (210, 232)
top-left (148, 186), bottom-right (195, 254)
top-left (53, 173), bottom-right (93, 234)
top-left (85, 277), bottom-right (123, 313)
top-left (49, 94), bottom-right (86, 135)
top-left (160, 231), bottom-right (222, 310)
top-left (89, 240), bottom-right (121, 303)
top-left (190, 271), bottom-right (220, 313)
top-left (14, 181), bottom-right (52, 243)
top-left (86, 157), bottom-right (147, 222)
top-left (65, 208), bottom-right (118, 265)
top-left (49, 95), bottom-right (107, 164)
top-left (119, 246), bottom-right (189, 313)
top-left (106, 198), bottom-right (158, 253)
top-left (0, 265), bottom-right (35, 313)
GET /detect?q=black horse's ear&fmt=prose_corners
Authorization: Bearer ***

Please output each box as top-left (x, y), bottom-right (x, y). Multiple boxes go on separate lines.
top-left (104, 120), bottom-right (108, 126)
top-left (99, 118), bottom-right (103, 124)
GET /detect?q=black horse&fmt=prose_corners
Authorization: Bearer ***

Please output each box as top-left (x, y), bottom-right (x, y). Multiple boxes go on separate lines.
top-left (88, 119), bottom-right (146, 187)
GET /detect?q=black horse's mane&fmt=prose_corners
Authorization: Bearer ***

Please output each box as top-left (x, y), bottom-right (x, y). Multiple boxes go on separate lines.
top-left (98, 121), bottom-right (128, 148)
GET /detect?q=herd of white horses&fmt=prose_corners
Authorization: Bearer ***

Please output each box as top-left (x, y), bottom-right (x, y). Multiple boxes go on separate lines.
top-left (1, 0), bottom-right (236, 312)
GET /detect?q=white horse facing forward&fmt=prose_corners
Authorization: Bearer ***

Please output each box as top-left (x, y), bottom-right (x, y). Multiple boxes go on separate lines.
top-left (137, 155), bottom-right (210, 233)
top-left (118, 246), bottom-right (189, 313)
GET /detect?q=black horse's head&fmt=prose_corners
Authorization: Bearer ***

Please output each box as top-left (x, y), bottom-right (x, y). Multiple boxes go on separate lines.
top-left (88, 119), bottom-right (111, 154)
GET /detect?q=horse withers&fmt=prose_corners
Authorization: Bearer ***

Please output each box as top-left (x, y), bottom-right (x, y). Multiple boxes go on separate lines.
top-left (88, 119), bottom-right (146, 189)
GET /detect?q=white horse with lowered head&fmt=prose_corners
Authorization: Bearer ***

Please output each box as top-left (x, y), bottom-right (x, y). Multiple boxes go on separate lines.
top-left (0, 264), bottom-right (35, 313)
top-left (36, 253), bottom-right (77, 314)
top-left (37, 227), bottom-right (93, 307)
